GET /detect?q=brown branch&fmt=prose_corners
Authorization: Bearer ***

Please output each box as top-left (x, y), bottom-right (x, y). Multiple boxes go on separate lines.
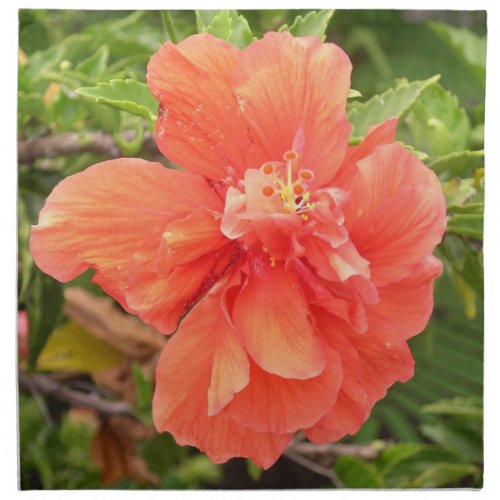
top-left (283, 435), bottom-right (384, 487)
top-left (19, 370), bottom-right (134, 417)
top-left (288, 441), bottom-right (381, 461)
top-left (18, 130), bottom-right (160, 164)
top-left (283, 449), bottom-right (343, 487)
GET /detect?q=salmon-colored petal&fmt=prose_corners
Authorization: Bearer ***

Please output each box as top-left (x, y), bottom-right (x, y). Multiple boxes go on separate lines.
top-left (334, 117), bottom-right (398, 189)
top-left (126, 242), bottom-right (241, 335)
top-left (302, 236), bottom-right (370, 282)
top-left (303, 308), bottom-right (368, 443)
top-left (157, 208), bottom-right (228, 272)
top-left (153, 290), bottom-right (291, 469)
top-left (125, 254), bottom-right (218, 334)
top-left (371, 255), bottom-right (443, 339)
top-left (208, 296), bottom-right (250, 416)
top-left (348, 310), bottom-right (415, 407)
top-left (147, 33), bottom-right (256, 181)
top-left (232, 257), bottom-right (325, 379)
top-left (350, 185), bottom-right (446, 285)
top-left (344, 143), bottom-right (442, 229)
top-left (225, 347), bottom-right (342, 434)
top-left (305, 306), bottom-right (414, 442)
top-left (233, 32), bottom-right (351, 187)
top-left (30, 158), bottom-right (220, 308)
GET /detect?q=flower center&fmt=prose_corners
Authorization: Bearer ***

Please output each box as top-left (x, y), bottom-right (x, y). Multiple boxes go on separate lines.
top-left (259, 150), bottom-right (316, 220)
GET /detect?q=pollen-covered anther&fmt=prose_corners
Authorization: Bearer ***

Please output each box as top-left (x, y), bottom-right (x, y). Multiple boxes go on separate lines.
top-left (283, 150), bottom-right (299, 162)
top-left (293, 184), bottom-right (305, 196)
top-left (262, 185), bottom-right (275, 197)
top-left (261, 163), bottom-right (275, 175)
top-left (298, 169), bottom-right (314, 182)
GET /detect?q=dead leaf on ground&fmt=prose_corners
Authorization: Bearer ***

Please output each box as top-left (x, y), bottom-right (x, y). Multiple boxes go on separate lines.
top-left (91, 415), bottom-right (157, 487)
top-left (92, 358), bottom-right (137, 406)
top-left (64, 287), bottom-right (165, 360)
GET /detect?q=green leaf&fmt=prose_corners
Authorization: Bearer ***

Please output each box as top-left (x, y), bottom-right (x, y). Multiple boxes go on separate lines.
top-left (246, 459), bottom-right (263, 481)
top-left (443, 177), bottom-right (479, 207)
top-left (228, 13), bottom-right (254, 49)
top-left (420, 422), bottom-right (483, 462)
top-left (379, 444), bottom-right (466, 488)
top-left (18, 91), bottom-right (44, 127)
top-left (439, 234), bottom-right (483, 298)
top-left (132, 362), bottom-right (153, 425)
top-left (76, 79), bottom-right (158, 122)
top-left (450, 272), bottom-right (477, 319)
top-left (348, 89), bottom-right (362, 99)
top-left (410, 463), bottom-right (479, 488)
top-left (404, 83), bottom-right (470, 156)
top-left (335, 456), bottom-right (384, 488)
top-left (197, 10), bottom-right (232, 39)
top-left (447, 213), bottom-right (483, 241)
top-left (112, 118), bottom-right (144, 155)
top-left (429, 22), bottom-right (486, 86)
top-left (421, 396), bottom-right (483, 421)
top-left (348, 75), bottom-right (440, 137)
top-left (25, 268), bottom-right (64, 370)
top-left (37, 321), bottom-right (123, 373)
top-left (176, 455), bottom-right (222, 486)
top-left (430, 150), bottom-right (484, 180)
top-left (378, 443), bottom-right (432, 475)
top-left (18, 197), bottom-right (33, 302)
top-left (278, 10), bottom-right (335, 41)
top-left (196, 10), bottom-right (254, 49)
top-left (379, 405), bottom-right (420, 442)
top-left (75, 45), bottom-right (109, 78)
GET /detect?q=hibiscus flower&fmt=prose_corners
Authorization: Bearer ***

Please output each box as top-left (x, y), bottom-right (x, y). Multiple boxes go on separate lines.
top-left (30, 32), bottom-right (446, 468)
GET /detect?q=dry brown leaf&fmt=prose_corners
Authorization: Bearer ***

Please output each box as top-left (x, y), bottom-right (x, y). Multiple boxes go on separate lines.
top-left (91, 415), bottom-right (157, 487)
top-left (92, 359), bottom-right (137, 406)
top-left (64, 287), bottom-right (165, 360)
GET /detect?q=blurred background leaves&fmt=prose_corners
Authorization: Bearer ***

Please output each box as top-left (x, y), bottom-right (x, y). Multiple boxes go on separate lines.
top-left (18, 9), bottom-right (485, 489)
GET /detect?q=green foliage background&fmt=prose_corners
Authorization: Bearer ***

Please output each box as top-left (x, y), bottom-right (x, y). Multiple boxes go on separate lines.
top-left (18, 9), bottom-right (485, 489)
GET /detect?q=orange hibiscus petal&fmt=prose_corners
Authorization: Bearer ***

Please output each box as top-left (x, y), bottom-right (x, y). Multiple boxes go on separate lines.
top-left (348, 310), bottom-right (415, 407)
top-left (225, 347), bottom-right (343, 434)
top-left (208, 296), bottom-right (250, 416)
top-left (125, 253), bottom-right (218, 335)
top-left (232, 257), bottom-right (325, 379)
top-left (157, 208), bottom-right (228, 272)
top-left (345, 144), bottom-right (446, 285)
top-left (302, 236), bottom-right (370, 282)
top-left (334, 117), bottom-right (398, 189)
top-left (305, 306), bottom-right (414, 442)
top-left (350, 185), bottom-right (445, 285)
top-left (147, 33), bottom-right (255, 181)
top-left (30, 158), bottom-right (220, 308)
top-left (344, 142), bottom-right (442, 228)
top-left (233, 32), bottom-right (351, 187)
top-left (303, 308), bottom-right (368, 443)
top-left (153, 290), bottom-right (291, 469)
top-left (371, 255), bottom-right (443, 339)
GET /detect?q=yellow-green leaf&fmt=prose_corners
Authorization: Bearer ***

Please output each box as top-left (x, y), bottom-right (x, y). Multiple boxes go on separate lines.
top-left (38, 321), bottom-right (123, 373)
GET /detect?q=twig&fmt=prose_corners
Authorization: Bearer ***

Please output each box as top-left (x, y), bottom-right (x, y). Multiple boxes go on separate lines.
top-left (283, 435), bottom-right (384, 487)
top-left (18, 130), bottom-right (160, 165)
top-left (289, 441), bottom-right (380, 461)
top-left (19, 370), bottom-right (134, 417)
top-left (283, 449), bottom-right (343, 487)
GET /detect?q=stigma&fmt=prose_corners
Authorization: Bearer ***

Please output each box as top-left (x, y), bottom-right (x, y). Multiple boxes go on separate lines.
top-left (259, 150), bottom-right (316, 216)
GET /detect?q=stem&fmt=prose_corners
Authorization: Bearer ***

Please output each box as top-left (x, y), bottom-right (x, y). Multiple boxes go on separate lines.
top-left (161, 11), bottom-right (179, 44)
